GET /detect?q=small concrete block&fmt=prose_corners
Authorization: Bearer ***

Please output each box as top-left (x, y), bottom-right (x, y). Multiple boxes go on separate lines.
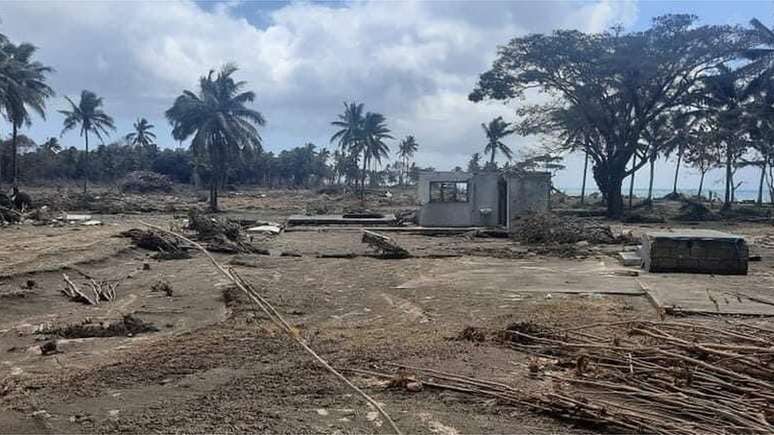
top-left (618, 251), bottom-right (642, 267)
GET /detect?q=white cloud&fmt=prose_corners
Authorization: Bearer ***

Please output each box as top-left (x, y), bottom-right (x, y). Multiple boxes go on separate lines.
top-left (0, 0), bottom-right (637, 180)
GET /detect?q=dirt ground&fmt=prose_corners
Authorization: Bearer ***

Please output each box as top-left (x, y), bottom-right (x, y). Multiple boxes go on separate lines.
top-left (2, 187), bottom-right (774, 434)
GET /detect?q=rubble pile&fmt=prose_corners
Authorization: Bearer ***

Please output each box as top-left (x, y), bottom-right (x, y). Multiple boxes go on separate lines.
top-left (512, 212), bottom-right (619, 245)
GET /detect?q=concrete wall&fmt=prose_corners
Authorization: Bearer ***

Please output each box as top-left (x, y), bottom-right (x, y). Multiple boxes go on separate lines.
top-left (417, 170), bottom-right (550, 228)
top-left (506, 172), bottom-right (551, 229)
top-left (417, 171), bottom-right (499, 227)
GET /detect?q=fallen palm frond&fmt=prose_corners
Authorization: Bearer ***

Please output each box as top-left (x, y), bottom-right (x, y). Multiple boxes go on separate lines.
top-left (140, 221), bottom-right (402, 435)
top-left (354, 320), bottom-right (774, 435)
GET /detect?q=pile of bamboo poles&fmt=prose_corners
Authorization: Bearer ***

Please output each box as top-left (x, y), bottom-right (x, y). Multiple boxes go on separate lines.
top-left (357, 320), bottom-right (774, 434)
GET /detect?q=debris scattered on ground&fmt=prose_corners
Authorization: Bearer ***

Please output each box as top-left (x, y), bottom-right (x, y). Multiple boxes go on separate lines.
top-left (362, 230), bottom-right (411, 258)
top-left (61, 273), bottom-right (119, 305)
top-left (36, 314), bottom-right (159, 339)
top-left (120, 228), bottom-right (191, 259)
top-left (246, 224), bottom-right (282, 235)
top-left (39, 341), bottom-right (59, 356)
top-left (621, 210), bottom-right (666, 223)
top-left (188, 209), bottom-right (265, 254)
top-left (395, 209), bottom-right (418, 225)
top-left (120, 171), bottom-right (173, 193)
top-left (512, 213), bottom-right (621, 245)
top-left (305, 199), bottom-right (332, 215)
top-left (674, 199), bottom-right (719, 221)
top-left (359, 321), bottom-right (774, 435)
top-left (151, 279), bottom-right (174, 296)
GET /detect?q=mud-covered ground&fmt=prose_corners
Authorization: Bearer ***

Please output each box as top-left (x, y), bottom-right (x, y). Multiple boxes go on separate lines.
top-left (2, 186), bottom-right (774, 434)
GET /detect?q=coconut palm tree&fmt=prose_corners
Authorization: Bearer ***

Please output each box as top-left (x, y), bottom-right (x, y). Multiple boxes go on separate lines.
top-left (482, 116), bottom-right (515, 165)
top-left (125, 118), bottom-right (156, 148)
top-left (361, 112), bottom-right (393, 191)
top-left (166, 64), bottom-right (265, 211)
top-left (41, 137), bottom-right (61, 155)
top-left (59, 90), bottom-right (115, 194)
top-left (330, 102), bottom-right (366, 188)
top-left (0, 40), bottom-right (54, 188)
top-left (397, 135), bottom-right (418, 185)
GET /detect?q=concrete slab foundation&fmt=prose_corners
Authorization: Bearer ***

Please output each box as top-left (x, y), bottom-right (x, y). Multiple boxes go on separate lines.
top-left (641, 229), bottom-right (748, 275)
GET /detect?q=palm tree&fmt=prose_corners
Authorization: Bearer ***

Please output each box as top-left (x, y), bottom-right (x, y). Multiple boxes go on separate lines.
top-left (0, 40), bottom-right (54, 188)
top-left (166, 64), bottom-right (265, 211)
top-left (397, 135), bottom-right (418, 185)
top-left (41, 137), bottom-right (61, 155)
top-left (482, 116), bottom-right (515, 165)
top-left (330, 102), bottom-right (365, 188)
top-left (361, 112), bottom-right (393, 191)
top-left (125, 118), bottom-right (156, 148)
top-left (60, 90), bottom-right (115, 194)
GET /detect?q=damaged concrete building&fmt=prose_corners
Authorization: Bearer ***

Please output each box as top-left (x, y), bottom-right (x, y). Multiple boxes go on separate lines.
top-left (417, 170), bottom-right (551, 229)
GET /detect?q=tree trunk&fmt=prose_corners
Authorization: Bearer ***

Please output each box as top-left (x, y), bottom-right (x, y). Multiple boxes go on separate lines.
top-left (580, 151), bottom-right (589, 205)
top-left (647, 156), bottom-right (655, 206)
top-left (628, 155), bottom-right (637, 210)
top-left (83, 131), bottom-right (90, 195)
top-left (192, 165), bottom-right (201, 189)
top-left (723, 150), bottom-right (732, 210)
top-left (490, 148), bottom-right (496, 165)
top-left (592, 161), bottom-right (625, 219)
top-left (209, 180), bottom-right (218, 212)
top-left (672, 147), bottom-right (682, 194)
top-left (360, 154), bottom-right (368, 199)
top-left (758, 161), bottom-right (766, 206)
top-left (11, 123), bottom-right (18, 188)
top-left (698, 171), bottom-right (706, 198)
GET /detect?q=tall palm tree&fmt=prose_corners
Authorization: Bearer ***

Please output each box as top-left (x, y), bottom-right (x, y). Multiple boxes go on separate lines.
top-left (166, 64), bottom-right (265, 211)
top-left (125, 118), bottom-right (156, 148)
top-left (482, 116), bottom-right (515, 165)
top-left (1, 41), bottom-right (54, 188)
top-left (361, 112), bottom-right (393, 191)
top-left (330, 102), bottom-right (365, 188)
top-left (397, 135), bottom-right (418, 185)
top-left (60, 90), bottom-right (115, 194)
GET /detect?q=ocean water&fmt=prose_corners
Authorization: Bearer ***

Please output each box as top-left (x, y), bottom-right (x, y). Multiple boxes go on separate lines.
top-left (557, 187), bottom-right (764, 202)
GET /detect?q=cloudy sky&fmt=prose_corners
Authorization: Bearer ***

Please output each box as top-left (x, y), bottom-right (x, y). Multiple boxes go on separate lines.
top-left (1, 0), bottom-right (773, 193)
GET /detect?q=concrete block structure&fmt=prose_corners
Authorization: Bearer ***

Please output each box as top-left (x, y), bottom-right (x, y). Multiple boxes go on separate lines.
top-left (417, 170), bottom-right (551, 229)
top-left (641, 230), bottom-right (748, 275)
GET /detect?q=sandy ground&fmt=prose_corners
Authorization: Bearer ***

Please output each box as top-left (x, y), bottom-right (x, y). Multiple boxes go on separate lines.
top-left (1, 188), bottom-right (774, 434)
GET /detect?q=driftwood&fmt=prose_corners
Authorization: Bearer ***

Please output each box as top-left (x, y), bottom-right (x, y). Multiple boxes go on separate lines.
top-left (62, 273), bottom-right (119, 305)
top-left (140, 221), bottom-right (403, 435)
top-left (361, 230), bottom-right (410, 258)
top-left (357, 320), bottom-right (774, 435)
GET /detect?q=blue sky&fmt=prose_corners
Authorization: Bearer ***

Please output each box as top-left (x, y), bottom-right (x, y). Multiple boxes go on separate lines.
top-left (1, 0), bottom-right (773, 191)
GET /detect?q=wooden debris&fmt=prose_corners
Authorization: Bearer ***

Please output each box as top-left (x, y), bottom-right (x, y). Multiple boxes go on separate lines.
top-left (361, 230), bottom-right (410, 258)
top-left (61, 273), bottom-right (118, 305)
top-left (354, 321), bottom-right (774, 435)
top-left (140, 221), bottom-right (403, 435)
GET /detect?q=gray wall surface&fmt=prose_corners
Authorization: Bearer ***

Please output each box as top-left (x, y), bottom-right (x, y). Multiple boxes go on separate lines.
top-left (417, 171), bottom-right (550, 228)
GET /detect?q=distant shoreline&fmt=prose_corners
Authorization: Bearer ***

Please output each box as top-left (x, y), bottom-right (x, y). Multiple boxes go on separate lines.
top-left (556, 187), bottom-right (766, 202)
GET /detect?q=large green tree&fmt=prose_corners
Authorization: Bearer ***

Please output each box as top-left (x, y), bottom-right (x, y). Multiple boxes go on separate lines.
top-left (60, 90), bottom-right (115, 194)
top-left (166, 64), bottom-right (265, 211)
top-left (470, 15), bottom-right (746, 218)
top-left (0, 39), bottom-right (54, 188)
